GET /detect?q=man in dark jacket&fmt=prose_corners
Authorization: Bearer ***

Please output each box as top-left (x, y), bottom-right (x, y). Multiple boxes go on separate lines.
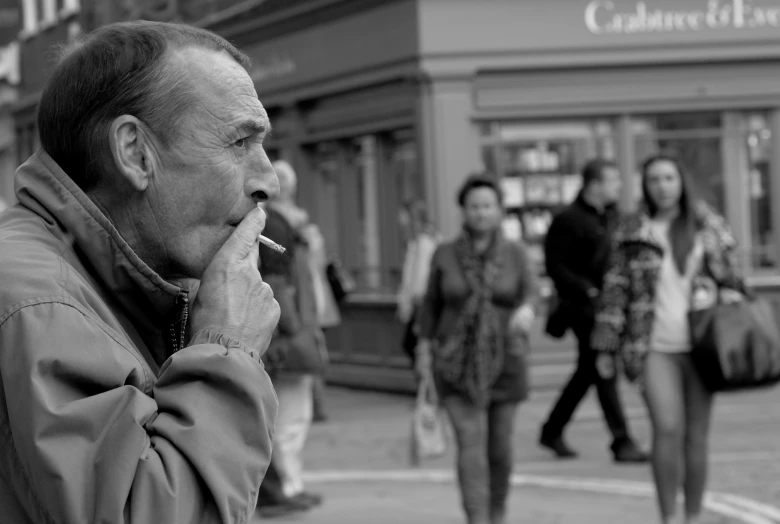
top-left (539, 159), bottom-right (647, 463)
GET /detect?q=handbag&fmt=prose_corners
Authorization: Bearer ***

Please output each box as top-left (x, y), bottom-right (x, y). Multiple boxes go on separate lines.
top-left (689, 290), bottom-right (780, 393)
top-left (326, 257), bottom-right (356, 303)
top-left (544, 294), bottom-right (570, 339)
top-left (409, 373), bottom-right (447, 466)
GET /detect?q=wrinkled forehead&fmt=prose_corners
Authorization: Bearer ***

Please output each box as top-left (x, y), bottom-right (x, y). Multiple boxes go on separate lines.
top-left (169, 46), bottom-right (268, 124)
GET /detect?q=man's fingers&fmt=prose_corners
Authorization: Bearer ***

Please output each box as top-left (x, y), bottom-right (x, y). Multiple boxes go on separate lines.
top-left (229, 206), bottom-right (267, 259)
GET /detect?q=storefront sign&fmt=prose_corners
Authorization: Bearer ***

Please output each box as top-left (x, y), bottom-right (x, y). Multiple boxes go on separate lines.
top-left (249, 55), bottom-right (297, 83)
top-left (585, 0), bottom-right (780, 35)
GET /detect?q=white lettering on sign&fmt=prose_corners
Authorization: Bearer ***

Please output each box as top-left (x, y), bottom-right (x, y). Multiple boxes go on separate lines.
top-left (250, 55), bottom-right (296, 83)
top-left (585, 0), bottom-right (780, 34)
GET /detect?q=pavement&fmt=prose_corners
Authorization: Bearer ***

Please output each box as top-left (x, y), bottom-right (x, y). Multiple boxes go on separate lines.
top-left (251, 379), bottom-right (780, 523)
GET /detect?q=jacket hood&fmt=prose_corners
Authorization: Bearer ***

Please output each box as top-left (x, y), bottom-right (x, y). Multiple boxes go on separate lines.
top-left (14, 150), bottom-right (188, 325)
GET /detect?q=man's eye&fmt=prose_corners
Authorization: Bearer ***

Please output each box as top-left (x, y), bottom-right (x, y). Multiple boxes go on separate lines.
top-left (234, 138), bottom-right (247, 149)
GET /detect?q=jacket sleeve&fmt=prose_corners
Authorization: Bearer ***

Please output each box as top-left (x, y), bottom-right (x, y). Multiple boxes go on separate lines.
top-left (591, 241), bottom-right (631, 354)
top-left (416, 245), bottom-right (445, 341)
top-left (713, 218), bottom-right (747, 293)
top-left (544, 214), bottom-right (596, 302)
top-left (0, 301), bottom-right (278, 524)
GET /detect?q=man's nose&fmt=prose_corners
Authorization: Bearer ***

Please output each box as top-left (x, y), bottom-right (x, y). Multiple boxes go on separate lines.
top-left (246, 165), bottom-right (280, 203)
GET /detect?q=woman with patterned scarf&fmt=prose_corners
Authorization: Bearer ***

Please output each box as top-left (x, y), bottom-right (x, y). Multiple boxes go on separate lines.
top-left (416, 174), bottom-right (538, 524)
top-left (591, 154), bottom-right (745, 524)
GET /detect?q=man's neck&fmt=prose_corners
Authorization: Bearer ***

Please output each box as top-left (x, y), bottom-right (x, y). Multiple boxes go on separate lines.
top-left (91, 191), bottom-right (171, 279)
top-left (581, 190), bottom-right (605, 213)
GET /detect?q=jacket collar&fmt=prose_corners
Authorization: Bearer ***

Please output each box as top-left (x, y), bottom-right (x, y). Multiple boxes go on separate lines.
top-left (14, 150), bottom-right (189, 326)
top-left (575, 192), bottom-right (617, 217)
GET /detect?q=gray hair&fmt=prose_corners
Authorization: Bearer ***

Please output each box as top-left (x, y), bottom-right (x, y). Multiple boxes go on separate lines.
top-left (37, 20), bottom-right (251, 191)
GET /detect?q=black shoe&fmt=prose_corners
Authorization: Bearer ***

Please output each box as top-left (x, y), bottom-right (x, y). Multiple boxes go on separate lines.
top-left (612, 441), bottom-right (648, 463)
top-left (256, 498), bottom-right (310, 518)
top-left (539, 434), bottom-right (578, 459)
top-left (290, 491), bottom-right (323, 507)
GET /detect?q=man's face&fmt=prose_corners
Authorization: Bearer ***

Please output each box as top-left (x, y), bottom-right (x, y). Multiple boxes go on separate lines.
top-left (598, 166), bottom-right (623, 205)
top-left (144, 47), bottom-right (279, 279)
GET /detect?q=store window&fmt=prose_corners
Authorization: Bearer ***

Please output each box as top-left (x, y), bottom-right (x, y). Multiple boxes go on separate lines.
top-left (481, 119), bottom-right (617, 277)
top-left (741, 112), bottom-right (774, 270)
top-left (633, 112), bottom-right (725, 212)
top-left (633, 110), bottom-right (775, 271)
top-left (384, 129), bottom-right (422, 290)
top-left (306, 130), bottom-right (420, 295)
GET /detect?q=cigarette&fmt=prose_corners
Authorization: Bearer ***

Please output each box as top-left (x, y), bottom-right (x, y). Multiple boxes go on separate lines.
top-left (258, 234), bottom-right (286, 254)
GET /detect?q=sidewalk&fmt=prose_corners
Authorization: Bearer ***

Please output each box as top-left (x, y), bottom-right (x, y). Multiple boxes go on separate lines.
top-left (247, 385), bottom-right (767, 523)
top-left (252, 479), bottom-right (667, 523)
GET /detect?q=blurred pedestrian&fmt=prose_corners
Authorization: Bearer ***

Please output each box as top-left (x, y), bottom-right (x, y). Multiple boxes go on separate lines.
top-left (256, 199), bottom-right (327, 517)
top-left (539, 159), bottom-right (646, 463)
top-left (274, 160), bottom-right (339, 424)
top-left (263, 160), bottom-right (328, 508)
top-left (397, 198), bottom-right (440, 367)
top-left (592, 154), bottom-right (745, 524)
top-left (416, 173), bottom-right (537, 524)
top-left (0, 21), bottom-right (280, 523)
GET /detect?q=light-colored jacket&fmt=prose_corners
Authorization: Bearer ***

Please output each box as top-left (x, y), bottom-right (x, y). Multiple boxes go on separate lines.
top-left (0, 151), bottom-right (278, 524)
top-left (397, 231), bottom-right (440, 324)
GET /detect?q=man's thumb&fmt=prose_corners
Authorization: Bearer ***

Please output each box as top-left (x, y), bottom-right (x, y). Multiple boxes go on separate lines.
top-left (230, 205), bottom-right (267, 257)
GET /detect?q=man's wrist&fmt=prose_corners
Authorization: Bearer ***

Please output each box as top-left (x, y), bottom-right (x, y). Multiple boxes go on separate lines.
top-left (189, 329), bottom-right (262, 361)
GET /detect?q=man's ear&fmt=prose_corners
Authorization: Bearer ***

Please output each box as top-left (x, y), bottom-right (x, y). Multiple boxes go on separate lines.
top-left (108, 115), bottom-right (154, 192)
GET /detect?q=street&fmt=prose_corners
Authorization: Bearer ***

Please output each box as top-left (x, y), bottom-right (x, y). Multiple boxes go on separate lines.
top-left (251, 377), bottom-right (780, 523)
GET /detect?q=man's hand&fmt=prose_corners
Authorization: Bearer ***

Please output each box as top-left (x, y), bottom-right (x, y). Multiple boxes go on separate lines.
top-left (415, 339), bottom-right (433, 378)
top-left (509, 304), bottom-right (535, 335)
top-left (595, 353), bottom-right (616, 379)
top-left (189, 205), bottom-right (281, 355)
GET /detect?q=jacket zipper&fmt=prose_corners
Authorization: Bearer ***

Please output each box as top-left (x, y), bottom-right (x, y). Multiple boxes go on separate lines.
top-left (169, 292), bottom-right (189, 352)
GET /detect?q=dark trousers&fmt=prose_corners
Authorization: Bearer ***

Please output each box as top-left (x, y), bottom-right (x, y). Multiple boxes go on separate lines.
top-left (443, 395), bottom-right (518, 524)
top-left (541, 315), bottom-right (631, 451)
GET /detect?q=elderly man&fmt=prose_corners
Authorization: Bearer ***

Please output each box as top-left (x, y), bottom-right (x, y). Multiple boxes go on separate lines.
top-left (0, 21), bottom-right (281, 524)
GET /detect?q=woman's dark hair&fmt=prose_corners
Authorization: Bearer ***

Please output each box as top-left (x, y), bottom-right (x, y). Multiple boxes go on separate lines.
top-left (456, 173), bottom-right (503, 208)
top-left (641, 154), bottom-right (699, 274)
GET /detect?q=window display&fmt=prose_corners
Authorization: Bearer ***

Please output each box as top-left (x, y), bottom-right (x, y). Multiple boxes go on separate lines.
top-left (633, 112), bottom-right (725, 213)
top-left (743, 113), bottom-right (775, 269)
top-left (481, 119), bottom-right (617, 276)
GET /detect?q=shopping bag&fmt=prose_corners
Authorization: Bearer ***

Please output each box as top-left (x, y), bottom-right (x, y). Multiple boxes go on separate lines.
top-left (409, 373), bottom-right (447, 466)
top-left (689, 292), bottom-right (780, 393)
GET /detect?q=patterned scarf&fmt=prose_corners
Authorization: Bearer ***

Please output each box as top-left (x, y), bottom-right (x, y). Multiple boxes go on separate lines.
top-left (435, 228), bottom-right (505, 406)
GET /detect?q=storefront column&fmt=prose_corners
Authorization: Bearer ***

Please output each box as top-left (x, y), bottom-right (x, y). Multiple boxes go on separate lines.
top-left (420, 76), bottom-right (481, 239)
top-left (722, 111), bottom-right (752, 271)
top-left (616, 113), bottom-right (637, 213)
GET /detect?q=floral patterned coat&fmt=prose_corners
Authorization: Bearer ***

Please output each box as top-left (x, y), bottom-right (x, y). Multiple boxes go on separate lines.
top-left (590, 201), bottom-right (745, 382)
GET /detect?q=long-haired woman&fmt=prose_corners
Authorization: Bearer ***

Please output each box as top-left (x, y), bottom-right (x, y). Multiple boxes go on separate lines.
top-left (591, 154), bottom-right (745, 524)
